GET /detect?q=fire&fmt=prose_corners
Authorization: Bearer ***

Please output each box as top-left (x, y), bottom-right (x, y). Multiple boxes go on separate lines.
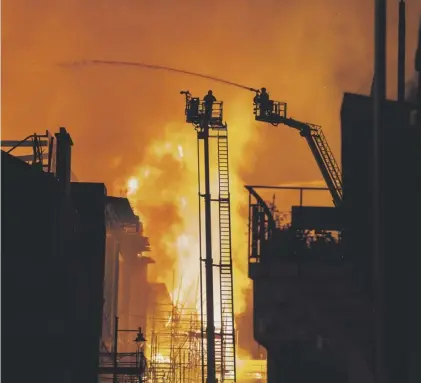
top-left (177, 145), bottom-right (184, 159)
top-left (127, 177), bottom-right (139, 195)
top-left (5, 0), bottom-right (421, 364)
top-left (121, 126), bottom-right (203, 308)
top-left (123, 103), bottom-right (258, 318)
top-left (152, 352), bottom-right (171, 364)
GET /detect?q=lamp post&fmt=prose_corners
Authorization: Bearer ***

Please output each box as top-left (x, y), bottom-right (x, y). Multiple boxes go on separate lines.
top-left (112, 317), bottom-right (147, 383)
top-left (134, 327), bottom-right (147, 382)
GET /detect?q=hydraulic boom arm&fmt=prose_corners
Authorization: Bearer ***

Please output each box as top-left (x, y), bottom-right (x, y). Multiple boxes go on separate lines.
top-left (253, 93), bottom-right (343, 207)
top-left (281, 118), bottom-right (343, 207)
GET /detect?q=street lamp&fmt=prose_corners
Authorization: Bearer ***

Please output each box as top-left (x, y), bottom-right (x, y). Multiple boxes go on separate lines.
top-left (134, 327), bottom-right (146, 349)
top-left (134, 327), bottom-right (147, 381)
top-left (111, 318), bottom-right (148, 383)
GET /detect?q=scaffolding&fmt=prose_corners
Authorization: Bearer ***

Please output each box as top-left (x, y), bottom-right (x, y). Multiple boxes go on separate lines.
top-left (148, 304), bottom-right (203, 383)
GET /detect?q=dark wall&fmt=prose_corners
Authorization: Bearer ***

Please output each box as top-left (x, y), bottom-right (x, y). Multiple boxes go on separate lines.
top-left (267, 343), bottom-right (348, 383)
top-left (340, 94), bottom-right (420, 380)
top-left (102, 234), bottom-right (120, 351)
top-left (1, 152), bottom-right (108, 383)
top-left (340, 94), bottom-right (413, 285)
top-left (1, 151), bottom-right (73, 381)
top-left (341, 93), bottom-right (413, 261)
top-left (71, 182), bottom-right (107, 383)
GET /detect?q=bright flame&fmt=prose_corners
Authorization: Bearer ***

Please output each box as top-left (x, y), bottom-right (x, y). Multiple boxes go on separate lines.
top-left (7, 0), bottom-right (419, 363)
top-left (121, 108), bottom-right (256, 317)
top-left (180, 196), bottom-right (188, 209)
top-left (127, 177), bottom-right (139, 195)
top-left (178, 144), bottom-right (184, 159)
top-left (152, 352), bottom-right (171, 364)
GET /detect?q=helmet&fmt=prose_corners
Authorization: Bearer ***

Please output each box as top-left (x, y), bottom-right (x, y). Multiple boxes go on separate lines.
top-left (261, 87), bottom-right (267, 92)
top-left (208, 90), bottom-right (213, 94)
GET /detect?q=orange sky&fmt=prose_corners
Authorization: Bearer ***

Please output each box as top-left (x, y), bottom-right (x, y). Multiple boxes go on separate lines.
top-left (2, 0), bottom-right (420, 184)
top-left (2, 0), bottom-right (421, 320)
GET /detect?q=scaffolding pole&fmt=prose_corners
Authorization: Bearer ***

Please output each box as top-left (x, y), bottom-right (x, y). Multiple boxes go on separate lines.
top-left (148, 304), bottom-right (203, 383)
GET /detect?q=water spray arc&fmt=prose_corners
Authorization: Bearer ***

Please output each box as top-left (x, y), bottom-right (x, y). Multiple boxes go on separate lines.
top-left (60, 59), bottom-right (259, 92)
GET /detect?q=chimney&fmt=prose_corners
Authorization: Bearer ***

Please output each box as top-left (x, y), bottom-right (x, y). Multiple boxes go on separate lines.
top-left (415, 16), bottom-right (421, 128)
top-left (397, 0), bottom-right (406, 102)
top-left (55, 127), bottom-right (73, 197)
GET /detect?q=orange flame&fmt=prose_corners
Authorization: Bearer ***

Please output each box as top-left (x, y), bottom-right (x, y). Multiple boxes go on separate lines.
top-left (4, 0), bottom-right (421, 360)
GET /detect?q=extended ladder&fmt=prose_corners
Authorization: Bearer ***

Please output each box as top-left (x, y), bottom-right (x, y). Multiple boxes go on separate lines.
top-left (277, 117), bottom-right (343, 207)
top-left (309, 124), bottom-right (343, 204)
top-left (252, 97), bottom-right (343, 206)
top-left (180, 92), bottom-right (236, 383)
top-left (216, 127), bottom-right (236, 383)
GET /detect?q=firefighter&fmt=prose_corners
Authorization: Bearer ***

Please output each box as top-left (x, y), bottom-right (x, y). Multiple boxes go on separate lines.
top-left (254, 87), bottom-right (270, 116)
top-left (203, 90), bottom-right (216, 117)
top-left (259, 87), bottom-right (269, 104)
top-left (259, 88), bottom-right (272, 116)
top-left (253, 87), bottom-right (269, 103)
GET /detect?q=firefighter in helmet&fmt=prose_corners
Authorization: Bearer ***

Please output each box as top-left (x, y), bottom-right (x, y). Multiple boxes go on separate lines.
top-left (254, 87), bottom-right (270, 116)
top-left (203, 90), bottom-right (216, 118)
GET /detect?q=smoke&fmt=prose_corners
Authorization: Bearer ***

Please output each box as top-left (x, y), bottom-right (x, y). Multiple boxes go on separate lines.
top-left (3, 0), bottom-right (421, 354)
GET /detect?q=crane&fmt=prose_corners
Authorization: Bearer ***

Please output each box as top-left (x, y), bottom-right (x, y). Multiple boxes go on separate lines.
top-left (252, 90), bottom-right (343, 207)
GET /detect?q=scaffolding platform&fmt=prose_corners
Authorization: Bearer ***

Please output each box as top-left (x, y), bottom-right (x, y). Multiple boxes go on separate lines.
top-left (148, 304), bottom-right (203, 383)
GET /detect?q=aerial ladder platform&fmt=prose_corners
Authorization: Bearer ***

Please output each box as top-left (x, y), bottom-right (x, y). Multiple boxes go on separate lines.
top-left (180, 91), bottom-right (236, 383)
top-left (252, 92), bottom-right (343, 207)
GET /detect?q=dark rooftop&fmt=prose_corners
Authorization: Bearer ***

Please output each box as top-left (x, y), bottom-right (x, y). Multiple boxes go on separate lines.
top-left (106, 196), bottom-right (139, 225)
